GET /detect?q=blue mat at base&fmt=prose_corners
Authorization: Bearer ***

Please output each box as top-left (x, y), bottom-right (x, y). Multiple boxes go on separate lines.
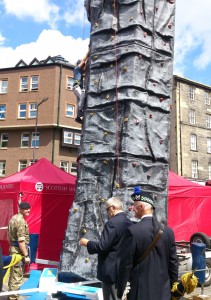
top-left (20, 270), bottom-right (42, 296)
top-left (26, 292), bottom-right (47, 300)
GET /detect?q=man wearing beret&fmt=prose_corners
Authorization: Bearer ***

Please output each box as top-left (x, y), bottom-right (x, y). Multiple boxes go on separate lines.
top-left (8, 201), bottom-right (31, 300)
top-left (117, 187), bottom-right (178, 300)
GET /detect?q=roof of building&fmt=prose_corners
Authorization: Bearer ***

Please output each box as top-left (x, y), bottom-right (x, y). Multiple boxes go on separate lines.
top-left (0, 55), bottom-right (74, 71)
top-left (174, 74), bottom-right (211, 90)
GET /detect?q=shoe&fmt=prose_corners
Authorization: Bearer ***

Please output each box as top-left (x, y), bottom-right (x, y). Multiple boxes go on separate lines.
top-left (75, 116), bottom-right (83, 124)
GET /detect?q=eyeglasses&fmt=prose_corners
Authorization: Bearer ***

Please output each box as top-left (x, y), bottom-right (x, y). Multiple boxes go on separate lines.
top-left (106, 205), bottom-right (114, 212)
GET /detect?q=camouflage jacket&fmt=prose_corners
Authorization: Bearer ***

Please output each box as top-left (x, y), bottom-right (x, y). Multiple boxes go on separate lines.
top-left (8, 213), bottom-right (29, 245)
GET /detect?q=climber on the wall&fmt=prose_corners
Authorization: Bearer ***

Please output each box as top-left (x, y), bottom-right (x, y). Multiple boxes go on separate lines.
top-left (73, 49), bottom-right (89, 124)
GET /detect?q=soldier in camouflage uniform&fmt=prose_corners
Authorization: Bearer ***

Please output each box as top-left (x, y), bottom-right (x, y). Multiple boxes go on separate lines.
top-left (8, 201), bottom-right (31, 300)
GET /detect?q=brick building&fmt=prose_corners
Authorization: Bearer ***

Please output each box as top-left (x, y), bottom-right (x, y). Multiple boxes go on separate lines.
top-left (0, 55), bottom-right (81, 177)
top-left (170, 75), bottom-right (211, 184)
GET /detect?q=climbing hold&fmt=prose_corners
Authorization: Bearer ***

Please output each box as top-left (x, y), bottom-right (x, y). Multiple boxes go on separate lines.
top-left (89, 112), bottom-right (94, 117)
top-left (135, 120), bottom-right (139, 125)
top-left (103, 160), bottom-right (108, 165)
top-left (90, 145), bottom-right (94, 150)
top-left (160, 98), bottom-right (163, 102)
top-left (106, 94), bottom-right (110, 100)
top-left (94, 80), bottom-right (98, 84)
top-left (104, 131), bottom-right (108, 136)
top-left (160, 139), bottom-right (164, 144)
top-left (73, 207), bottom-right (78, 213)
top-left (94, 22), bottom-right (99, 27)
top-left (93, 55), bottom-right (98, 60)
top-left (124, 117), bottom-right (129, 122)
top-left (116, 183), bottom-right (120, 188)
top-left (122, 66), bottom-right (128, 72)
top-left (100, 197), bottom-right (105, 203)
top-left (132, 162), bottom-right (138, 167)
top-left (168, 24), bottom-right (172, 29)
top-left (85, 258), bottom-right (90, 263)
top-left (130, 16), bottom-right (134, 21)
top-left (149, 114), bottom-right (152, 119)
top-left (144, 32), bottom-right (147, 37)
top-left (110, 64), bottom-right (114, 68)
top-left (82, 228), bottom-right (87, 234)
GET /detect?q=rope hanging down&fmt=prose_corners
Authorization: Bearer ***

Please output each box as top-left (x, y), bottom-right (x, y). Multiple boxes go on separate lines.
top-left (113, 0), bottom-right (121, 190)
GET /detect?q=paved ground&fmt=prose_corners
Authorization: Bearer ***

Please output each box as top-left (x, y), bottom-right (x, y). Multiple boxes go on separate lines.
top-left (182, 284), bottom-right (211, 299)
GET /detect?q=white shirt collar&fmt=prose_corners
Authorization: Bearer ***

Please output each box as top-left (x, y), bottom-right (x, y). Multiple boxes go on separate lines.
top-left (141, 214), bottom-right (153, 221)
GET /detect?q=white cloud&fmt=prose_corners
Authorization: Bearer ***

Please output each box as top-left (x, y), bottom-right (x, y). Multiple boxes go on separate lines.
top-left (1, 0), bottom-right (60, 28)
top-left (0, 30), bottom-right (89, 68)
top-left (174, 0), bottom-right (211, 74)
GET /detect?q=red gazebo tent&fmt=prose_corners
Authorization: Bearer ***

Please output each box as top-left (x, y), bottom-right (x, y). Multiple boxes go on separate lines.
top-left (168, 171), bottom-right (211, 241)
top-left (0, 158), bottom-right (76, 261)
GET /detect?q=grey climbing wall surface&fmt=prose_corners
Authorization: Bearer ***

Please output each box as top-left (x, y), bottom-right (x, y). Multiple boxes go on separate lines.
top-left (60, 0), bottom-right (176, 280)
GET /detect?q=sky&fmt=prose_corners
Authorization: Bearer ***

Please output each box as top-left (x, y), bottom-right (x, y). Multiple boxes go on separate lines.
top-left (0, 0), bottom-right (211, 86)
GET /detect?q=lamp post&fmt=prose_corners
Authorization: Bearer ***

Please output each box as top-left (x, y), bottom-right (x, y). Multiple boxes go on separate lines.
top-left (33, 97), bottom-right (48, 163)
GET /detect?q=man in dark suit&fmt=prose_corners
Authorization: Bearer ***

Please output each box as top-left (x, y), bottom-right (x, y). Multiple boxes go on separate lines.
top-left (80, 197), bottom-right (133, 300)
top-left (117, 187), bottom-right (178, 300)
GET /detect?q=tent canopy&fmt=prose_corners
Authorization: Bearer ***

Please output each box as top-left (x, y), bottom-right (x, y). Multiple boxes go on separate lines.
top-left (168, 171), bottom-right (211, 241)
top-left (0, 158), bottom-right (76, 261)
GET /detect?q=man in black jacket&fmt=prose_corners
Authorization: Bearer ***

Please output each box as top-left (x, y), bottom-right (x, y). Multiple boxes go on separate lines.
top-left (117, 187), bottom-right (178, 300)
top-left (80, 197), bottom-right (133, 300)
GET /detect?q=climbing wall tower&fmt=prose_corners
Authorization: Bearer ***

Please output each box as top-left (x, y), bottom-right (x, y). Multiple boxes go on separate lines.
top-left (60, 0), bottom-right (176, 280)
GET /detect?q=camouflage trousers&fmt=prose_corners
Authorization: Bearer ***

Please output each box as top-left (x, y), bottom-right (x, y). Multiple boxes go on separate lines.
top-left (8, 264), bottom-right (24, 300)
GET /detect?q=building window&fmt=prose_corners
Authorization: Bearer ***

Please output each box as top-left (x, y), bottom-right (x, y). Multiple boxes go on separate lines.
top-left (209, 163), bottom-right (211, 180)
top-left (189, 86), bottom-right (195, 100)
top-left (191, 160), bottom-right (198, 178)
top-left (189, 109), bottom-right (195, 124)
top-left (29, 159), bottom-right (38, 165)
top-left (0, 161), bottom-right (6, 176)
top-left (205, 92), bottom-right (210, 105)
top-left (70, 162), bottom-right (77, 175)
top-left (66, 104), bottom-right (75, 118)
top-left (0, 161), bottom-right (5, 175)
top-left (31, 132), bottom-right (39, 147)
top-left (30, 76), bottom-right (39, 91)
top-left (74, 133), bottom-right (81, 145)
top-left (19, 160), bottom-right (27, 171)
top-left (206, 114), bottom-right (211, 128)
top-left (0, 105), bottom-right (6, 119)
top-left (0, 133), bottom-right (8, 148)
top-left (190, 134), bottom-right (197, 151)
top-left (18, 103), bottom-right (27, 118)
top-left (67, 77), bottom-right (74, 90)
top-left (64, 131), bottom-right (73, 144)
top-left (21, 133), bottom-right (29, 147)
top-left (29, 103), bottom-right (37, 118)
top-left (0, 80), bottom-right (8, 94)
top-left (60, 161), bottom-right (69, 172)
top-left (20, 77), bottom-right (28, 92)
top-left (207, 138), bottom-right (211, 154)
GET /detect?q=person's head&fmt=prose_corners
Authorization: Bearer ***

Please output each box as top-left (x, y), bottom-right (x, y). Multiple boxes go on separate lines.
top-left (76, 59), bottom-right (82, 66)
top-left (131, 186), bottom-right (154, 219)
top-left (19, 202), bottom-right (31, 217)
top-left (106, 197), bottom-right (123, 219)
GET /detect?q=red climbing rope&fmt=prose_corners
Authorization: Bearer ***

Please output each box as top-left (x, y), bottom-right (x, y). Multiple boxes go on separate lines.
top-left (113, 0), bottom-right (121, 190)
